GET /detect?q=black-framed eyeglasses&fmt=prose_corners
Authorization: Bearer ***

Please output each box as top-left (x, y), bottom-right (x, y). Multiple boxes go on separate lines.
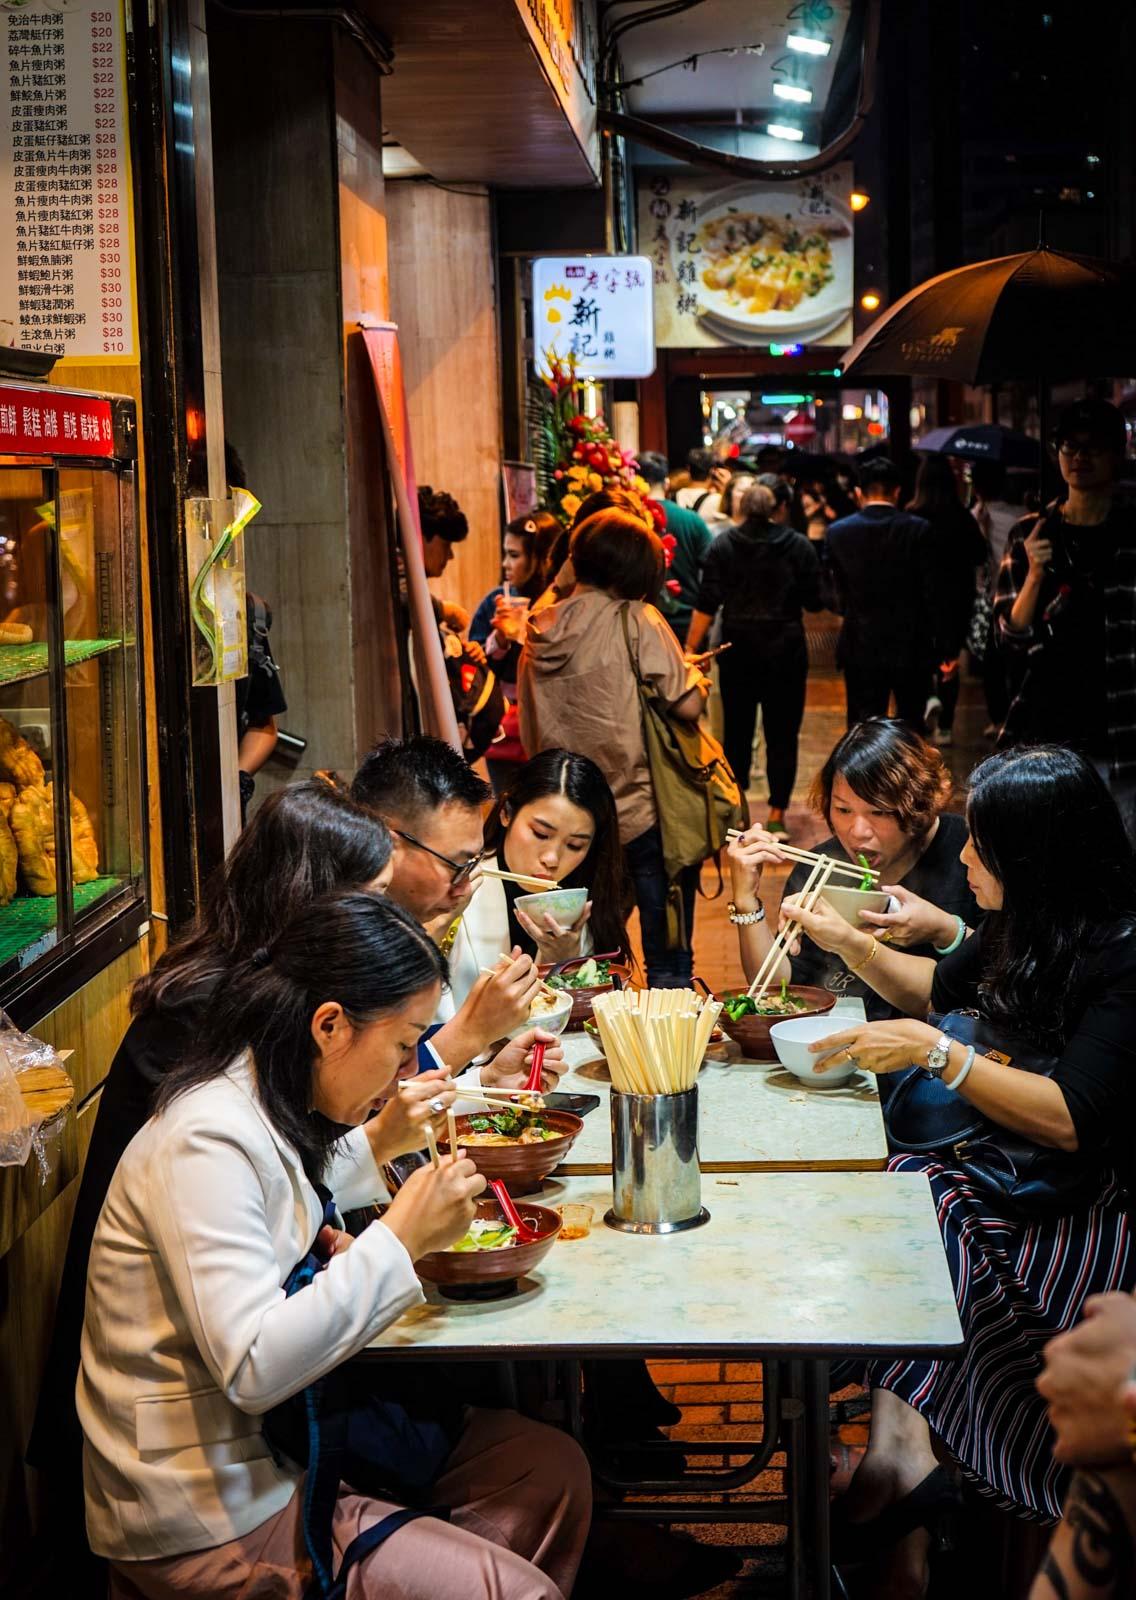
top-left (393, 829), bottom-right (486, 887)
top-left (1058, 439), bottom-right (1109, 459)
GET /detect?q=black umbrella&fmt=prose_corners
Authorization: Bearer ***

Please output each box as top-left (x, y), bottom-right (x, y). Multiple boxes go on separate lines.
top-left (841, 246), bottom-right (1136, 444)
top-left (915, 423), bottom-right (1041, 468)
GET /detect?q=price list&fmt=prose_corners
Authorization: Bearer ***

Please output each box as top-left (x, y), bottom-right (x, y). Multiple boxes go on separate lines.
top-left (0, 0), bottom-right (136, 362)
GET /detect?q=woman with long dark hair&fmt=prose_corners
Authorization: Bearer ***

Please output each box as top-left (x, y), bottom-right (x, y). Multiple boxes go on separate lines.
top-left (28, 782), bottom-right (459, 1541)
top-left (446, 749), bottom-right (625, 990)
top-left (470, 511), bottom-right (561, 793)
top-left (521, 510), bottom-right (711, 984)
top-left (783, 747), bottom-right (1136, 1582)
top-left (78, 892), bottom-right (591, 1599)
top-left (908, 453), bottom-right (987, 746)
top-left (728, 720), bottom-right (979, 1020)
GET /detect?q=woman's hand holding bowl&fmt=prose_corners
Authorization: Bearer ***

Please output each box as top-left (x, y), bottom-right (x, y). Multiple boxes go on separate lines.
top-left (482, 1027), bottom-right (564, 1093)
top-left (858, 884), bottom-right (961, 951)
top-left (807, 1017), bottom-right (937, 1076)
top-left (368, 1068), bottom-right (457, 1162)
top-left (380, 1156), bottom-right (486, 1261)
top-left (514, 900), bottom-right (592, 965)
top-left (778, 890), bottom-right (863, 959)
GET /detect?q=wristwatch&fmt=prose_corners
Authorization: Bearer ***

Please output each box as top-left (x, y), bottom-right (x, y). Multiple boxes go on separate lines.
top-left (925, 1033), bottom-right (952, 1079)
top-left (728, 902), bottom-right (765, 926)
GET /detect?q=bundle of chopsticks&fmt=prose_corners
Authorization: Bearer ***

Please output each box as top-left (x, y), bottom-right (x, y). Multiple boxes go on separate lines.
top-left (592, 987), bottom-right (723, 1096)
top-left (725, 830), bottom-right (881, 886)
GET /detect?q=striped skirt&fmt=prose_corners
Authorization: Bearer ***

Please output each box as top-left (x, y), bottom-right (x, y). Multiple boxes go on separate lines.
top-left (862, 1154), bottom-right (1133, 1523)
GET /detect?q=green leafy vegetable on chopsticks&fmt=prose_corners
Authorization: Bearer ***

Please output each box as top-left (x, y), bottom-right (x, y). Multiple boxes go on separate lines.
top-left (856, 853), bottom-right (874, 891)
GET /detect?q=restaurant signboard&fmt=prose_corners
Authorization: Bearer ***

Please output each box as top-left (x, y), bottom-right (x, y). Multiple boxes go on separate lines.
top-left (532, 254), bottom-right (656, 378)
top-left (641, 164), bottom-right (855, 351)
top-left (0, 0), bottom-right (138, 363)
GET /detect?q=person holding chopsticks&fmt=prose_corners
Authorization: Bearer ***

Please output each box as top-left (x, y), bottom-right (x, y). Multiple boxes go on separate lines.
top-left (784, 746), bottom-right (1136, 1589)
top-left (728, 719), bottom-right (979, 1021)
top-left (77, 891), bottom-right (592, 1600)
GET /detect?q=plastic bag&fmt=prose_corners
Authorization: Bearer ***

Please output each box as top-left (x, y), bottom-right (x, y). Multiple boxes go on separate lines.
top-left (0, 1009), bottom-right (61, 1170)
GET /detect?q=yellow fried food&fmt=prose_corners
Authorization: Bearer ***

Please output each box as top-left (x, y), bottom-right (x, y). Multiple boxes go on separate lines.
top-left (0, 782), bottom-right (17, 822)
top-left (0, 815), bottom-right (16, 905)
top-left (0, 717), bottom-right (44, 790)
top-left (0, 623), bottom-right (33, 643)
top-left (10, 784), bottom-right (99, 896)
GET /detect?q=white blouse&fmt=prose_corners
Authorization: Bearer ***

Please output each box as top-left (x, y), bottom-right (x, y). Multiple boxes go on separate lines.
top-left (77, 1054), bottom-right (423, 1561)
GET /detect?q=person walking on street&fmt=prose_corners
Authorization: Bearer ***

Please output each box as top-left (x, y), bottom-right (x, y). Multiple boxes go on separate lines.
top-left (637, 452), bottom-right (712, 643)
top-left (824, 458), bottom-right (938, 729)
top-left (686, 482), bottom-right (823, 834)
top-left (673, 447), bottom-right (721, 518)
top-left (994, 398), bottom-right (1136, 826)
top-left (909, 454), bottom-right (988, 747)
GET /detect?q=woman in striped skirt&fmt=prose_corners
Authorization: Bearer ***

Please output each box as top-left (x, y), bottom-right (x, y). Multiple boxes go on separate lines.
top-left (784, 747), bottom-right (1136, 1584)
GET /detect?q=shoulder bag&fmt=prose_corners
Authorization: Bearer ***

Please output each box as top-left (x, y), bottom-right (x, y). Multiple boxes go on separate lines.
top-left (619, 603), bottom-right (747, 947)
top-left (885, 1010), bottom-right (1107, 1218)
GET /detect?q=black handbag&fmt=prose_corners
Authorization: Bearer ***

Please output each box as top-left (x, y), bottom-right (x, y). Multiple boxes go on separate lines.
top-left (884, 1011), bottom-right (1104, 1219)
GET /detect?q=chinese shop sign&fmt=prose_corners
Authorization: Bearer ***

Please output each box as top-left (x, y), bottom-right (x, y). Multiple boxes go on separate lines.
top-left (640, 167), bottom-right (854, 351)
top-left (0, 0), bottom-right (137, 363)
top-left (0, 380), bottom-right (115, 455)
top-left (532, 255), bottom-right (655, 379)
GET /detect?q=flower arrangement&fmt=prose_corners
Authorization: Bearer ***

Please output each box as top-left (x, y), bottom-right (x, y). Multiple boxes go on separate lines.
top-left (528, 350), bottom-right (681, 597)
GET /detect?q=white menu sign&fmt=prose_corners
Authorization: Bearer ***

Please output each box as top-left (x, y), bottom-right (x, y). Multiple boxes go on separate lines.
top-left (532, 254), bottom-right (656, 379)
top-left (0, 0), bottom-right (136, 362)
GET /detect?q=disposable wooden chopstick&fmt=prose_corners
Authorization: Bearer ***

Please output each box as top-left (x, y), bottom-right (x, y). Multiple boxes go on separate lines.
top-left (751, 859), bottom-right (836, 1006)
top-left (747, 860), bottom-right (822, 999)
top-left (479, 866), bottom-right (559, 890)
top-left (423, 1124), bottom-right (440, 1170)
top-left (725, 830), bottom-right (880, 884)
top-left (446, 1107), bottom-right (459, 1162)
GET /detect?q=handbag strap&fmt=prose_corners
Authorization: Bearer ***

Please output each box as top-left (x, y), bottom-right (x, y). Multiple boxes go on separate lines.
top-left (619, 601), bottom-right (646, 689)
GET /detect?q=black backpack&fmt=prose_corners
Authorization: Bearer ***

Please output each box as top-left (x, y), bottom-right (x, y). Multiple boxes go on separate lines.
top-left (439, 623), bottom-right (504, 761)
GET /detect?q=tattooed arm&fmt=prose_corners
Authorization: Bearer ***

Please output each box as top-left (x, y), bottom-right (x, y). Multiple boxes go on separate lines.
top-left (1032, 1469), bottom-right (1136, 1600)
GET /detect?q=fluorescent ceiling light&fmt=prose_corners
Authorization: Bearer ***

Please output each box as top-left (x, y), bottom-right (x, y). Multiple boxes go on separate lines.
top-left (773, 82), bottom-right (813, 104)
top-left (767, 122), bottom-right (805, 142)
top-left (786, 32), bottom-right (832, 56)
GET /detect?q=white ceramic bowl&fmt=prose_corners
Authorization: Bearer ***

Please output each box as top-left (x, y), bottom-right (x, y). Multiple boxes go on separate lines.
top-left (818, 885), bottom-right (891, 928)
top-left (513, 887), bottom-right (588, 926)
top-left (507, 986), bottom-right (573, 1040)
top-left (769, 1015), bottom-right (858, 1085)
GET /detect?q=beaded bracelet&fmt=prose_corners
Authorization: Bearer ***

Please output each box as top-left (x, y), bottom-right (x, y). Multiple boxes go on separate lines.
top-left (934, 915), bottom-right (967, 957)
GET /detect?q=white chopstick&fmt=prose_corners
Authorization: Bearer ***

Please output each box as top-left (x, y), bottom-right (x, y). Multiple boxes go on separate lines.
top-left (725, 831), bottom-right (880, 885)
top-left (479, 866), bottom-right (559, 890)
top-left (748, 860), bottom-right (837, 1005)
top-left (423, 1124), bottom-right (440, 1170)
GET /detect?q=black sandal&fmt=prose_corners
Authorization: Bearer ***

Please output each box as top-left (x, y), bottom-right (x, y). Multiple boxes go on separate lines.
top-left (831, 1464), bottom-right (960, 1565)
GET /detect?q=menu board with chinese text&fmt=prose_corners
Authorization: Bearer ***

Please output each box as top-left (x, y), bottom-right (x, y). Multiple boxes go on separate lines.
top-left (0, 0), bottom-right (137, 363)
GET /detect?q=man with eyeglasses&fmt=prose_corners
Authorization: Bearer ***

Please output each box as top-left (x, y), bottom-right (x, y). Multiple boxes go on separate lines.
top-left (352, 736), bottom-right (557, 1087)
top-left (995, 399), bottom-right (1136, 825)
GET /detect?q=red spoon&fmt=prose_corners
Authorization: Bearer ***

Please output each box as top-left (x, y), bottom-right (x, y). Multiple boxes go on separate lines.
top-left (488, 1178), bottom-right (542, 1243)
top-left (524, 1038), bottom-right (547, 1094)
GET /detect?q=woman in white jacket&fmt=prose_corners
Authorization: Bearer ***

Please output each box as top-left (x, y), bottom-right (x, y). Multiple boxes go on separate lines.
top-left (78, 891), bottom-right (591, 1600)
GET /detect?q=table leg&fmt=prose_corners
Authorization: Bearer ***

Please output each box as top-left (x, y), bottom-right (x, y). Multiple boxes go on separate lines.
top-left (782, 1359), bottom-right (831, 1600)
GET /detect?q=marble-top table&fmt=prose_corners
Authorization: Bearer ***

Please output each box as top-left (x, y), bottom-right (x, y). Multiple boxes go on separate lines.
top-left (551, 998), bottom-right (887, 1176)
top-left (367, 1170), bottom-right (960, 1361)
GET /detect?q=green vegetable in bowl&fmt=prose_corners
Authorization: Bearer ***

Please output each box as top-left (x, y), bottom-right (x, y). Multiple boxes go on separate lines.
top-left (856, 853), bottom-right (874, 892)
top-left (448, 1219), bottom-right (518, 1253)
top-left (723, 978), bottom-right (809, 1019)
top-left (547, 958), bottom-right (612, 990)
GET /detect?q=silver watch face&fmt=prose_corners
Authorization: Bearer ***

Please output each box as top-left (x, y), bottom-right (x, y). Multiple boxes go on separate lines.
top-left (926, 1036), bottom-right (951, 1077)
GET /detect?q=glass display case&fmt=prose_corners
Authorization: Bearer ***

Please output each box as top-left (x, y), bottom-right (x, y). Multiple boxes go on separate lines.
top-left (0, 380), bottom-right (146, 1018)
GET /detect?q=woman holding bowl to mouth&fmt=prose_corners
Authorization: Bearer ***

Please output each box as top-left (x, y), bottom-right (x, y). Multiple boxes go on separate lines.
top-left (784, 746), bottom-right (1136, 1583)
top-left (727, 719), bottom-right (979, 1022)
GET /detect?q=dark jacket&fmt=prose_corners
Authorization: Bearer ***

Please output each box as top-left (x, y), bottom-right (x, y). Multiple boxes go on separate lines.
top-left (917, 501), bottom-right (987, 656)
top-left (824, 502), bottom-right (937, 663)
top-left (694, 516), bottom-right (823, 654)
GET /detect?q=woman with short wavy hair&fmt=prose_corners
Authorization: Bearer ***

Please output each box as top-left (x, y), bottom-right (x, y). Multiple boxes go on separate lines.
top-left (728, 719), bottom-right (980, 1019)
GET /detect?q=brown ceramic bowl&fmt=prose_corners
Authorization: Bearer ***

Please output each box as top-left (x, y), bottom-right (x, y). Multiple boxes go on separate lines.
top-left (538, 958), bottom-right (634, 1030)
top-left (437, 1109), bottom-right (584, 1195)
top-left (716, 985), bottom-right (837, 1061)
top-left (415, 1197), bottom-right (562, 1297)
